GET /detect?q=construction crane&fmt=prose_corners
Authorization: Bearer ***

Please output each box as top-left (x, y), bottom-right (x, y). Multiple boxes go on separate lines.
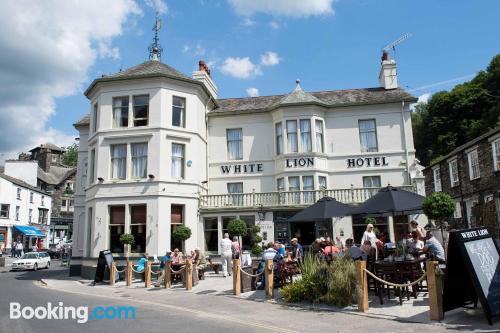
top-left (383, 33), bottom-right (412, 53)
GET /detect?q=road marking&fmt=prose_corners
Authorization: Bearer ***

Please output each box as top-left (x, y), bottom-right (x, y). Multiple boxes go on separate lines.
top-left (40, 282), bottom-right (299, 333)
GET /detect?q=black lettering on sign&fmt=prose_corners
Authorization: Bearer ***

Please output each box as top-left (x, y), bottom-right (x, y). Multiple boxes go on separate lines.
top-left (221, 165), bottom-right (231, 174)
top-left (298, 158), bottom-right (306, 167)
top-left (374, 157), bottom-right (381, 166)
top-left (234, 165), bottom-right (241, 173)
top-left (382, 157), bottom-right (389, 166)
top-left (307, 158), bottom-right (314, 166)
top-left (347, 159), bottom-right (355, 168)
top-left (257, 164), bottom-right (263, 172)
top-left (286, 159), bottom-right (293, 168)
top-left (356, 158), bottom-right (364, 167)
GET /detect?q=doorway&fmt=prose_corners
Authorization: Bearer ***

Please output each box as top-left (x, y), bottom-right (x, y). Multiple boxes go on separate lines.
top-left (290, 222), bottom-right (315, 247)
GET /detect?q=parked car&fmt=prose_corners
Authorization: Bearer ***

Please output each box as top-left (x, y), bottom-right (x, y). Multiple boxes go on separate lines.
top-left (11, 252), bottom-right (51, 271)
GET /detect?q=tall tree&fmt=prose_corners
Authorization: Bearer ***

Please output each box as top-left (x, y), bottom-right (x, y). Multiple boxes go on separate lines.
top-left (412, 54), bottom-right (500, 166)
top-left (62, 143), bottom-right (78, 167)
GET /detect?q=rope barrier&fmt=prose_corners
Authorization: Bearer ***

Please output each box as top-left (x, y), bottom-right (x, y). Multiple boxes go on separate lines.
top-left (238, 266), bottom-right (264, 278)
top-left (115, 268), bottom-right (127, 273)
top-left (363, 268), bottom-right (427, 288)
top-left (150, 270), bottom-right (162, 275)
top-left (170, 266), bottom-right (186, 274)
top-left (130, 267), bottom-right (143, 274)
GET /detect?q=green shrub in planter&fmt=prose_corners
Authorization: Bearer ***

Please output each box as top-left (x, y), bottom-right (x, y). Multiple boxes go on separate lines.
top-left (251, 243), bottom-right (263, 256)
top-left (172, 226), bottom-right (192, 242)
top-left (119, 233), bottom-right (135, 245)
top-left (227, 219), bottom-right (248, 238)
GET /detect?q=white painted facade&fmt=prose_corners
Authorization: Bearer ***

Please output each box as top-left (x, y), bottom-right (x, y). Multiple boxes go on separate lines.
top-left (71, 56), bottom-right (426, 276)
top-left (0, 161), bottom-right (52, 252)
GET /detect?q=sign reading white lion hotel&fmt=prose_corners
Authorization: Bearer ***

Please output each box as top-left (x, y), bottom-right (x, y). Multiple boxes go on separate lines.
top-left (70, 49), bottom-right (425, 278)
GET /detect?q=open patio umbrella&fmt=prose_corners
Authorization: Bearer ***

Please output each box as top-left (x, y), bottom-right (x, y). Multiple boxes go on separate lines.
top-left (350, 186), bottom-right (424, 216)
top-left (350, 186), bottom-right (425, 242)
top-left (288, 196), bottom-right (353, 222)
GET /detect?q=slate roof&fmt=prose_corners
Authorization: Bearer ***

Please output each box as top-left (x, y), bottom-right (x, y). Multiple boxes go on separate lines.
top-left (84, 60), bottom-right (205, 97)
top-left (37, 166), bottom-right (76, 186)
top-left (213, 87), bottom-right (417, 114)
top-left (425, 126), bottom-right (500, 169)
top-left (0, 173), bottom-right (49, 195)
top-left (29, 143), bottom-right (65, 153)
top-left (74, 113), bottom-right (90, 127)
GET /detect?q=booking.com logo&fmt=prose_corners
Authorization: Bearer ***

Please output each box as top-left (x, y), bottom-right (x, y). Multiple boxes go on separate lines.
top-left (10, 302), bottom-right (136, 324)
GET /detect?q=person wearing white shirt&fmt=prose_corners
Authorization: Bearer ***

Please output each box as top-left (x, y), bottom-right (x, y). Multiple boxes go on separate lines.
top-left (220, 233), bottom-right (232, 277)
top-left (361, 223), bottom-right (378, 245)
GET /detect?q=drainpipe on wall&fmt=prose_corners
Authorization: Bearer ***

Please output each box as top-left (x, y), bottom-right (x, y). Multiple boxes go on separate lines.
top-left (204, 95), bottom-right (214, 195)
top-left (401, 100), bottom-right (411, 185)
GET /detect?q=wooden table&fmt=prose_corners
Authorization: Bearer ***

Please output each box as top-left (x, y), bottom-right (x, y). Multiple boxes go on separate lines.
top-left (373, 257), bottom-right (427, 305)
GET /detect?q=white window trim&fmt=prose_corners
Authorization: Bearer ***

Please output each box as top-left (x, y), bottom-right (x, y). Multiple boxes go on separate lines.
top-left (448, 159), bottom-right (459, 187)
top-left (467, 149), bottom-right (480, 180)
top-left (492, 138), bottom-right (500, 171)
top-left (432, 166), bottom-right (442, 192)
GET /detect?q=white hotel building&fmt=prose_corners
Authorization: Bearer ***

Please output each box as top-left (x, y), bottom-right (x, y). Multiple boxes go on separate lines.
top-left (71, 51), bottom-right (425, 277)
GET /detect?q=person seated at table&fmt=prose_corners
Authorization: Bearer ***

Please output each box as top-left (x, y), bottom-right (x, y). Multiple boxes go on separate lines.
top-left (345, 238), bottom-right (363, 260)
top-left (193, 248), bottom-right (206, 268)
top-left (136, 253), bottom-right (149, 281)
top-left (275, 242), bottom-right (286, 257)
top-left (171, 248), bottom-right (182, 264)
top-left (323, 240), bottom-right (341, 259)
top-left (410, 220), bottom-right (426, 241)
top-left (408, 231), bottom-right (424, 255)
top-left (421, 231), bottom-right (446, 264)
top-left (257, 242), bottom-right (282, 290)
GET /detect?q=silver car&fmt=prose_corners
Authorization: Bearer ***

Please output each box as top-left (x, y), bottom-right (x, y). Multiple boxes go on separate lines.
top-left (11, 252), bottom-right (51, 271)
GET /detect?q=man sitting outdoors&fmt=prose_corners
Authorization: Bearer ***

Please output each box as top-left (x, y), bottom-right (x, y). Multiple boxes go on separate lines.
top-left (421, 231), bottom-right (446, 264)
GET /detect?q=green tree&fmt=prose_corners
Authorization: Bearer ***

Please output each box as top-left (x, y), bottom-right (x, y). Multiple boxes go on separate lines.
top-left (227, 218), bottom-right (247, 250)
top-left (422, 192), bottom-right (455, 241)
top-left (412, 54), bottom-right (500, 166)
top-left (172, 225), bottom-right (192, 253)
top-left (62, 143), bottom-right (79, 167)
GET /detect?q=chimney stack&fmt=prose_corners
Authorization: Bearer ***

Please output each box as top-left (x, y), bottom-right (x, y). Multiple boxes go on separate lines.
top-left (192, 59), bottom-right (217, 98)
top-left (379, 51), bottom-right (398, 90)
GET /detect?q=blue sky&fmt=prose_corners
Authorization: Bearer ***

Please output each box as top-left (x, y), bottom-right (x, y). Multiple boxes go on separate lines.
top-left (0, 0), bottom-right (499, 159)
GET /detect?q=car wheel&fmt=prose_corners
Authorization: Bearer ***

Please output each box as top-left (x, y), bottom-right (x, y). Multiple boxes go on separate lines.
top-left (33, 264), bottom-right (38, 271)
top-left (46, 262), bottom-right (50, 269)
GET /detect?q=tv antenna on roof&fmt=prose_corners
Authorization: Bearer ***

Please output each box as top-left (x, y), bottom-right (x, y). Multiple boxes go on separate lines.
top-left (148, 12), bottom-right (163, 61)
top-left (382, 33), bottom-right (412, 60)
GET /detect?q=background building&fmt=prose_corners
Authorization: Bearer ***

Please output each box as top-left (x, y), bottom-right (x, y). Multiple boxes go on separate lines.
top-left (424, 126), bottom-right (500, 239)
top-left (71, 47), bottom-right (426, 277)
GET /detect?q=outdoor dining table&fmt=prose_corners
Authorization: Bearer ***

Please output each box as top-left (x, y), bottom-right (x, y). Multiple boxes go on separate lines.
top-left (373, 256), bottom-right (427, 305)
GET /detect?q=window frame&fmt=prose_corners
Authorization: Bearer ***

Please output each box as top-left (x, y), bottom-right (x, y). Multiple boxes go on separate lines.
top-left (109, 205), bottom-right (126, 253)
top-left (132, 95), bottom-right (149, 127)
top-left (276, 177), bottom-right (285, 191)
top-left (172, 96), bottom-right (186, 128)
top-left (318, 176), bottom-right (327, 190)
top-left (0, 204), bottom-right (9, 218)
top-left (15, 206), bottom-right (20, 221)
top-left (467, 149), bottom-right (480, 180)
top-left (110, 144), bottom-right (127, 180)
top-left (131, 142), bottom-right (148, 179)
top-left (112, 96), bottom-right (129, 128)
top-left (16, 188), bottom-right (21, 200)
top-left (492, 139), bottom-right (500, 171)
top-left (433, 166), bottom-right (442, 192)
top-left (315, 119), bottom-right (324, 153)
top-left (288, 176), bottom-right (300, 191)
top-left (358, 119), bottom-right (378, 153)
top-left (171, 143), bottom-right (185, 179)
top-left (226, 128), bottom-right (243, 160)
top-left (299, 119), bottom-right (312, 153)
top-left (363, 176), bottom-right (381, 188)
top-left (448, 159), bottom-right (459, 187)
top-left (89, 149), bottom-right (96, 185)
top-left (92, 103), bottom-right (98, 133)
top-left (29, 192), bottom-right (34, 203)
top-left (286, 120), bottom-right (298, 153)
top-left (275, 122), bottom-right (283, 155)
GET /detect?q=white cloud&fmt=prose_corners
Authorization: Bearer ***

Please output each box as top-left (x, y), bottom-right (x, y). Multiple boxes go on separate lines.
top-left (269, 20), bottom-right (280, 29)
top-left (0, 0), bottom-right (141, 158)
top-left (260, 51), bottom-right (281, 66)
top-left (144, 0), bottom-right (168, 14)
top-left (228, 0), bottom-right (334, 17)
top-left (182, 42), bottom-right (206, 57)
top-left (246, 87), bottom-right (259, 97)
top-left (241, 18), bottom-right (256, 26)
top-left (418, 93), bottom-right (431, 104)
top-left (219, 57), bottom-right (262, 79)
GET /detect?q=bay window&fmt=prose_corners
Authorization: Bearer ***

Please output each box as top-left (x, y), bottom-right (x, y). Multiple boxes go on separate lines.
top-left (315, 119), bottom-right (324, 153)
top-left (275, 122), bottom-right (283, 155)
top-left (131, 143), bottom-right (148, 179)
top-left (111, 144), bottom-right (127, 179)
top-left (300, 119), bottom-right (312, 152)
top-left (359, 119), bottom-right (378, 152)
top-left (227, 128), bottom-right (243, 160)
top-left (288, 176), bottom-right (300, 191)
top-left (133, 95), bottom-right (149, 126)
top-left (287, 120), bottom-right (298, 153)
top-left (172, 96), bottom-right (186, 127)
top-left (112, 97), bottom-right (129, 128)
top-left (171, 143), bottom-right (185, 179)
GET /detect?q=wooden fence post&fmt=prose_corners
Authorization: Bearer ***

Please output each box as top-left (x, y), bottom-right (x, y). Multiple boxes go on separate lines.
top-left (164, 261), bottom-right (171, 289)
top-left (355, 260), bottom-right (368, 312)
top-left (126, 260), bottom-right (132, 287)
top-left (265, 259), bottom-right (274, 298)
top-left (426, 261), bottom-right (444, 321)
top-left (109, 262), bottom-right (116, 286)
top-left (185, 259), bottom-right (193, 291)
top-left (233, 259), bottom-right (241, 295)
top-left (145, 261), bottom-right (151, 288)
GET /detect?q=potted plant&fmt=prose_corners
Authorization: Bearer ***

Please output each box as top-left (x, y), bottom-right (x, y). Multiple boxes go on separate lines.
top-left (250, 225), bottom-right (263, 257)
top-left (422, 192), bottom-right (455, 246)
top-left (172, 225), bottom-right (192, 254)
top-left (119, 233), bottom-right (134, 258)
top-left (227, 218), bottom-right (248, 250)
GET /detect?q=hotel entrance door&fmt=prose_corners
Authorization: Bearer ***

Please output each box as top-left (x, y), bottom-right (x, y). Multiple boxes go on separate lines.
top-left (290, 222), bottom-right (315, 247)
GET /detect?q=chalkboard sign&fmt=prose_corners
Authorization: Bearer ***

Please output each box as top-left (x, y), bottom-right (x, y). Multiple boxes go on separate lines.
top-left (443, 227), bottom-right (500, 325)
top-left (93, 250), bottom-right (115, 284)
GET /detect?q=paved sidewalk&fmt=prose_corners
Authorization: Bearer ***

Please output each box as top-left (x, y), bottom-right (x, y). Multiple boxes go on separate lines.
top-left (39, 272), bottom-right (499, 332)
top-left (0, 256), bottom-right (16, 272)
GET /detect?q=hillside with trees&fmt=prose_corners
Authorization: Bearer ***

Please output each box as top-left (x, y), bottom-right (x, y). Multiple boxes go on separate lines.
top-left (412, 54), bottom-right (500, 166)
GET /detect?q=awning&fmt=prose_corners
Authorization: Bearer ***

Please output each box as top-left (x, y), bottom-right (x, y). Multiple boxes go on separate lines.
top-left (13, 225), bottom-right (46, 237)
